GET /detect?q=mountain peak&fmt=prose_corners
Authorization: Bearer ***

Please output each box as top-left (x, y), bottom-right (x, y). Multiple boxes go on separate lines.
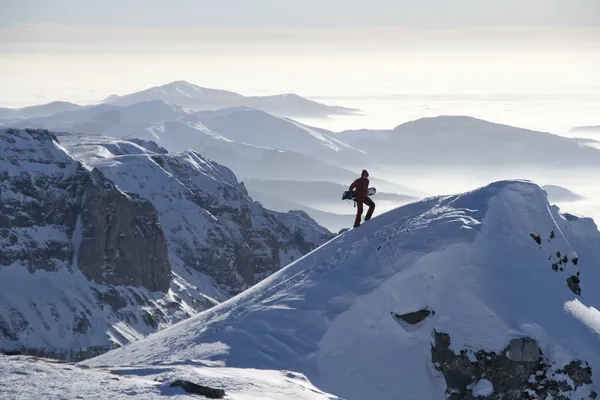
top-left (86, 179), bottom-right (600, 399)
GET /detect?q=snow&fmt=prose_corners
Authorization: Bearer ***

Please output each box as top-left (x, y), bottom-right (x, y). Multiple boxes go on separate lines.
top-left (469, 379), bottom-right (494, 397)
top-left (1, 355), bottom-right (338, 400)
top-left (86, 180), bottom-right (600, 399)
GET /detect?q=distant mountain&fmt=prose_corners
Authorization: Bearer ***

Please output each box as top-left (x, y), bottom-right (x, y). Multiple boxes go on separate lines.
top-left (86, 180), bottom-right (600, 400)
top-left (569, 125), bottom-right (600, 134)
top-left (542, 185), bottom-right (585, 203)
top-left (104, 80), bottom-right (360, 118)
top-left (0, 101), bottom-right (82, 120)
top-left (0, 128), bottom-right (331, 360)
top-left (8, 101), bottom-right (366, 165)
top-left (339, 116), bottom-right (600, 167)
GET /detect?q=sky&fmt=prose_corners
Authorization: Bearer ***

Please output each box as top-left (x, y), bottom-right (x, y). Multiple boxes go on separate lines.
top-left (1, 0), bottom-right (600, 29)
top-left (1, 0), bottom-right (598, 55)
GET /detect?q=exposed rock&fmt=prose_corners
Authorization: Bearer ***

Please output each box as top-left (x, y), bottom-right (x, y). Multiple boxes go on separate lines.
top-left (170, 380), bottom-right (225, 398)
top-left (431, 330), bottom-right (595, 399)
top-left (556, 360), bottom-right (593, 387)
top-left (506, 338), bottom-right (541, 362)
top-left (567, 273), bottom-right (582, 296)
top-left (78, 168), bottom-right (171, 292)
top-left (391, 308), bottom-right (434, 325)
top-left (529, 233), bottom-right (541, 245)
top-left (0, 128), bottom-right (171, 293)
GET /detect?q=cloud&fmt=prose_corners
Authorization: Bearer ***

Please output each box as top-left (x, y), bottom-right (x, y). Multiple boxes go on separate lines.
top-left (1, 0), bottom-right (599, 30)
top-left (1, 23), bottom-right (599, 54)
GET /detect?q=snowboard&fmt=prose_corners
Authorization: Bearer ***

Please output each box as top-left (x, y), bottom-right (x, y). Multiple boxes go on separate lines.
top-left (342, 187), bottom-right (376, 201)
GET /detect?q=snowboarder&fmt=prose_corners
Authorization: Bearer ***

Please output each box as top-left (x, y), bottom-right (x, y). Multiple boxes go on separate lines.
top-left (349, 169), bottom-right (375, 228)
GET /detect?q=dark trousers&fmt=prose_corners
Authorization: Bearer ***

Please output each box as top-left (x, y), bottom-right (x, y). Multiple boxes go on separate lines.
top-left (355, 197), bottom-right (375, 227)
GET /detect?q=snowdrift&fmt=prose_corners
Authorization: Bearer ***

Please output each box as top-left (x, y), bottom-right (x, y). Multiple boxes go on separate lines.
top-left (2, 354), bottom-right (338, 400)
top-left (86, 181), bottom-right (600, 399)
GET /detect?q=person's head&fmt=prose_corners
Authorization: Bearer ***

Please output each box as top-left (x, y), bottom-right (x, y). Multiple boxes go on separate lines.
top-left (361, 169), bottom-right (369, 178)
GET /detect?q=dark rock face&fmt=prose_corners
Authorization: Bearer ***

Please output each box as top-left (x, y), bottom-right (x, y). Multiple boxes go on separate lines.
top-left (391, 308), bottom-right (434, 325)
top-left (170, 380), bottom-right (225, 399)
top-left (78, 169), bottom-right (171, 292)
top-left (0, 128), bottom-right (172, 292)
top-left (431, 330), bottom-right (595, 399)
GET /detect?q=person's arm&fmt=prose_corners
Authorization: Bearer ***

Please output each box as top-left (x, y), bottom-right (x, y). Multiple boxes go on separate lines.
top-left (349, 179), bottom-right (357, 191)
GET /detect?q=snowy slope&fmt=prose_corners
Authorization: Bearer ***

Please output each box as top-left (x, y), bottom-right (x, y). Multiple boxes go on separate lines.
top-left (1, 354), bottom-right (338, 400)
top-left (87, 180), bottom-right (600, 399)
top-left (104, 80), bottom-right (359, 118)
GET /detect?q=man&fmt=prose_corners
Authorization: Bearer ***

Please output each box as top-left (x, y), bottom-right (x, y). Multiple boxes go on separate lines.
top-left (349, 169), bottom-right (375, 228)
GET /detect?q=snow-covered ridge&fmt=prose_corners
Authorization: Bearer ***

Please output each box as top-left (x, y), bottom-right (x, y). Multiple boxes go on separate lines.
top-left (0, 128), bottom-right (333, 360)
top-left (87, 180), bottom-right (600, 399)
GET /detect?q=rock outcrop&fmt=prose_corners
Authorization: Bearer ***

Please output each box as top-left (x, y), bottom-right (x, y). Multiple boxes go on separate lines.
top-left (0, 128), bottom-right (171, 291)
top-left (78, 169), bottom-right (170, 292)
top-left (432, 330), bottom-right (595, 399)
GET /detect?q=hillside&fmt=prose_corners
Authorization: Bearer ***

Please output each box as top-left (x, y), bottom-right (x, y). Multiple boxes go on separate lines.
top-left (0, 128), bottom-right (331, 360)
top-left (86, 180), bottom-right (600, 400)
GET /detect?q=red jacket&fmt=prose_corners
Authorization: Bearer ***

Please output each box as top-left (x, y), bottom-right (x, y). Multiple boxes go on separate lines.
top-left (349, 177), bottom-right (369, 201)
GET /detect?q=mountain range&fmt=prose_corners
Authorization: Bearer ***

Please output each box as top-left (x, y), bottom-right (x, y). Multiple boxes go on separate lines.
top-left (0, 81), bottom-right (359, 123)
top-left (0, 128), bottom-right (332, 360)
